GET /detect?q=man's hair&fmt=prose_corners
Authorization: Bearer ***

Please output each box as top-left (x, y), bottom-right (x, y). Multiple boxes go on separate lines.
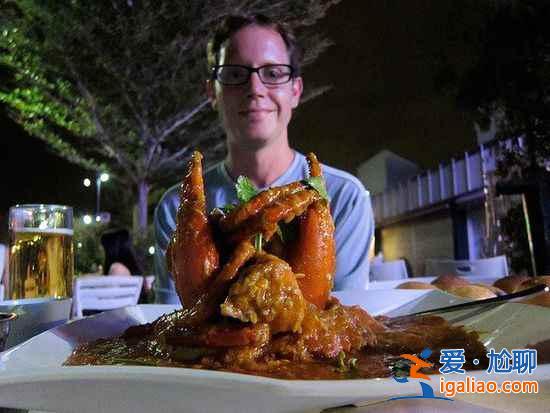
top-left (207, 14), bottom-right (303, 77)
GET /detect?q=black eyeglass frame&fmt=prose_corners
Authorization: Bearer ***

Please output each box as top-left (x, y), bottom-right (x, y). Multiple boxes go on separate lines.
top-left (211, 64), bottom-right (295, 86)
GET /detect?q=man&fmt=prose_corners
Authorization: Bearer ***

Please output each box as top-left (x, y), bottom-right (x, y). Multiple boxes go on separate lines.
top-left (154, 14), bottom-right (374, 304)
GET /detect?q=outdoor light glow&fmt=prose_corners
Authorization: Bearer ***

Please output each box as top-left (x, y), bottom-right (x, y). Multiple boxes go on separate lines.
top-left (100, 173), bottom-right (110, 182)
top-left (83, 178), bottom-right (91, 187)
top-left (83, 215), bottom-right (92, 225)
top-left (148, 246), bottom-right (155, 255)
top-left (77, 242), bottom-right (83, 248)
top-left (95, 215), bottom-right (101, 222)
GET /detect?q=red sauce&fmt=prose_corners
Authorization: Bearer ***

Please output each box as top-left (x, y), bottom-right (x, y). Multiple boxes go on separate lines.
top-left (65, 312), bottom-right (487, 380)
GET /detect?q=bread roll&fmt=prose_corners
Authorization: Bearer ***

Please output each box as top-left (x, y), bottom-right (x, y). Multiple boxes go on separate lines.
top-left (520, 292), bottom-right (550, 308)
top-left (514, 276), bottom-right (550, 292)
top-left (446, 285), bottom-right (497, 300)
top-left (471, 283), bottom-right (505, 296)
top-left (431, 274), bottom-right (469, 291)
top-left (493, 275), bottom-right (530, 293)
top-left (396, 281), bottom-right (437, 290)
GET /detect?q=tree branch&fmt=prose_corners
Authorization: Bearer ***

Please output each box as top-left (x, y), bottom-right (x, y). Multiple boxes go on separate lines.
top-left (69, 65), bottom-right (138, 181)
top-left (157, 99), bottom-right (210, 142)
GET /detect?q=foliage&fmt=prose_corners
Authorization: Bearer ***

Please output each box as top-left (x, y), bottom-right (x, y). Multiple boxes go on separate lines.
top-left (73, 217), bottom-right (155, 276)
top-left (499, 203), bottom-right (531, 274)
top-left (0, 0), bottom-right (341, 230)
top-left (73, 219), bottom-right (107, 275)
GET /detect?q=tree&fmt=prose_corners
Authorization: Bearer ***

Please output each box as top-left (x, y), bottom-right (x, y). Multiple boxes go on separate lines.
top-left (0, 0), bottom-right (340, 230)
top-left (437, 0), bottom-right (550, 273)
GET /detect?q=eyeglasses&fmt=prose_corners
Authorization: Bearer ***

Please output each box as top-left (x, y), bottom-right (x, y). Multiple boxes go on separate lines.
top-left (211, 64), bottom-right (294, 86)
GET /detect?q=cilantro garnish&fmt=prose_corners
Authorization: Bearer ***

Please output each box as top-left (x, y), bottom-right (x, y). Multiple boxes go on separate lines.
top-left (229, 175), bottom-right (327, 252)
top-left (234, 176), bottom-right (263, 251)
top-left (336, 351), bottom-right (359, 372)
top-left (254, 233), bottom-right (263, 252)
top-left (236, 176), bottom-right (259, 203)
top-left (304, 176), bottom-right (329, 201)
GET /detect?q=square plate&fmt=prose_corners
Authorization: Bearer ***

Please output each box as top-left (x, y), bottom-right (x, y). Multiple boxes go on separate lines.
top-left (1, 290), bottom-right (549, 413)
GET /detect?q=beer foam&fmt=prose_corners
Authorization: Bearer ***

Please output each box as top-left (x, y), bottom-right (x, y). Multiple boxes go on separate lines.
top-left (14, 227), bottom-right (74, 236)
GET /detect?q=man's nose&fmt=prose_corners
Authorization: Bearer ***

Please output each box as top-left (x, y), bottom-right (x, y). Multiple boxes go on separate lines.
top-left (246, 72), bottom-right (266, 96)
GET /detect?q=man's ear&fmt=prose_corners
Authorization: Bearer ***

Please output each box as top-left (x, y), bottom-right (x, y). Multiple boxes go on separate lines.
top-left (206, 79), bottom-right (217, 110)
top-left (291, 76), bottom-right (303, 109)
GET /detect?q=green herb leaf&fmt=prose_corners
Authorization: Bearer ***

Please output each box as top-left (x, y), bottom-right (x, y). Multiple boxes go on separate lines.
top-left (254, 233), bottom-right (263, 252)
top-left (336, 351), bottom-right (359, 372)
top-left (304, 176), bottom-right (329, 201)
top-left (337, 351), bottom-right (347, 371)
top-left (236, 176), bottom-right (259, 203)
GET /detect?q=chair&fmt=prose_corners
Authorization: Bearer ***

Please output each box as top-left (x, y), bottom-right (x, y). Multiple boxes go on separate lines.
top-left (72, 275), bottom-right (143, 318)
top-left (425, 255), bottom-right (509, 278)
top-left (370, 259), bottom-right (409, 281)
top-left (0, 243), bottom-right (5, 301)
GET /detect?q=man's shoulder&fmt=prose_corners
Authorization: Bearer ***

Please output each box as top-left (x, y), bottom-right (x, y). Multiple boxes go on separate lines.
top-left (321, 162), bottom-right (368, 203)
top-left (204, 160), bottom-right (231, 190)
top-left (323, 163), bottom-right (365, 190)
top-left (291, 151), bottom-right (368, 207)
top-left (157, 182), bottom-right (180, 208)
top-left (204, 160), bottom-right (223, 179)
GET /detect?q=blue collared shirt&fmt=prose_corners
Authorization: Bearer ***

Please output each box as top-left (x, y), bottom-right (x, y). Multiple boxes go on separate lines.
top-left (153, 152), bottom-right (374, 304)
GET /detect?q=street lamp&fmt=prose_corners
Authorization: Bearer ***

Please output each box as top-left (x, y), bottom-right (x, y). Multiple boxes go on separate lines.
top-left (83, 172), bottom-right (110, 220)
top-left (96, 173), bottom-right (109, 217)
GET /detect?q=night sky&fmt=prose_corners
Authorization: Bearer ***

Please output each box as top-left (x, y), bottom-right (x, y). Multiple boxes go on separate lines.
top-left (2, 0), bottom-right (482, 229)
top-left (291, 0), bottom-right (478, 172)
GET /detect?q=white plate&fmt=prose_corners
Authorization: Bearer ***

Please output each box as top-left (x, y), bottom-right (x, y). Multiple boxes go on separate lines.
top-left (367, 275), bottom-right (501, 290)
top-left (1, 291), bottom-right (549, 413)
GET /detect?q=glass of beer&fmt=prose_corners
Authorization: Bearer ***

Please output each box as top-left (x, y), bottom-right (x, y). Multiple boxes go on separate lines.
top-left (7, 204), bottom-right (74, 300)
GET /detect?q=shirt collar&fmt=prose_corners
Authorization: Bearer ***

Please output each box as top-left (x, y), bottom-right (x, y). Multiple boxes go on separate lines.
top-left (220, 150), bottom-right (301, 190)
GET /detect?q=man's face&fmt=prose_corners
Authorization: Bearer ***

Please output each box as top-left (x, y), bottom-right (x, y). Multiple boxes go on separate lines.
top-left (207, 25), bottom-right (303, 148)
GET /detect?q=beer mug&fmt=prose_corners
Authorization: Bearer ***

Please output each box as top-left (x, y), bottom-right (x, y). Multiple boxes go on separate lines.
top-left (7, 204), bottom-right (74, 300)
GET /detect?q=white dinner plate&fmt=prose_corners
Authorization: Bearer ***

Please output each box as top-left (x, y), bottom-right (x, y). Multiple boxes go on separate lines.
top-left (1, 290), bottom-right (549, 413)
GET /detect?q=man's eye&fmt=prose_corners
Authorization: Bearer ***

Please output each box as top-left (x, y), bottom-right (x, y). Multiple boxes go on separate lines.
top-left (220, 68), bottom-right (246, 82)
top-left (230, 70), bottom-right (244, 78)
top-left (265, 68), bottom-right (284, 79)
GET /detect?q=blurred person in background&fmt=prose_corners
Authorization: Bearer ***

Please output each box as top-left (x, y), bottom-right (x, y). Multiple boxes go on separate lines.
top-left (100, 229), bottom-right (143, 276)
top-left (100, 229), bottom-right (152, 302)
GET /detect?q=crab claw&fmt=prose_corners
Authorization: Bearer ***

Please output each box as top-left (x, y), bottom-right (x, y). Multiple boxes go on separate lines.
top-left (286, 153), bottom-right (336, 309)
top-left (168, 151), bottom-right (220, 308)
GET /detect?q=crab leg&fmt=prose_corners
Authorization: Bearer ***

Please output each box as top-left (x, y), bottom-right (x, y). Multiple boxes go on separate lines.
top-left (219, 181), bottom-right (307, 232)
top-left (224, 189), bottom-right (321, 245)
top-left (168, 151), bottom-right (220, 308)
top-left (286, 153), bottom-right (336, 309)
top-left (175, 240), bottom-right (257, 327)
